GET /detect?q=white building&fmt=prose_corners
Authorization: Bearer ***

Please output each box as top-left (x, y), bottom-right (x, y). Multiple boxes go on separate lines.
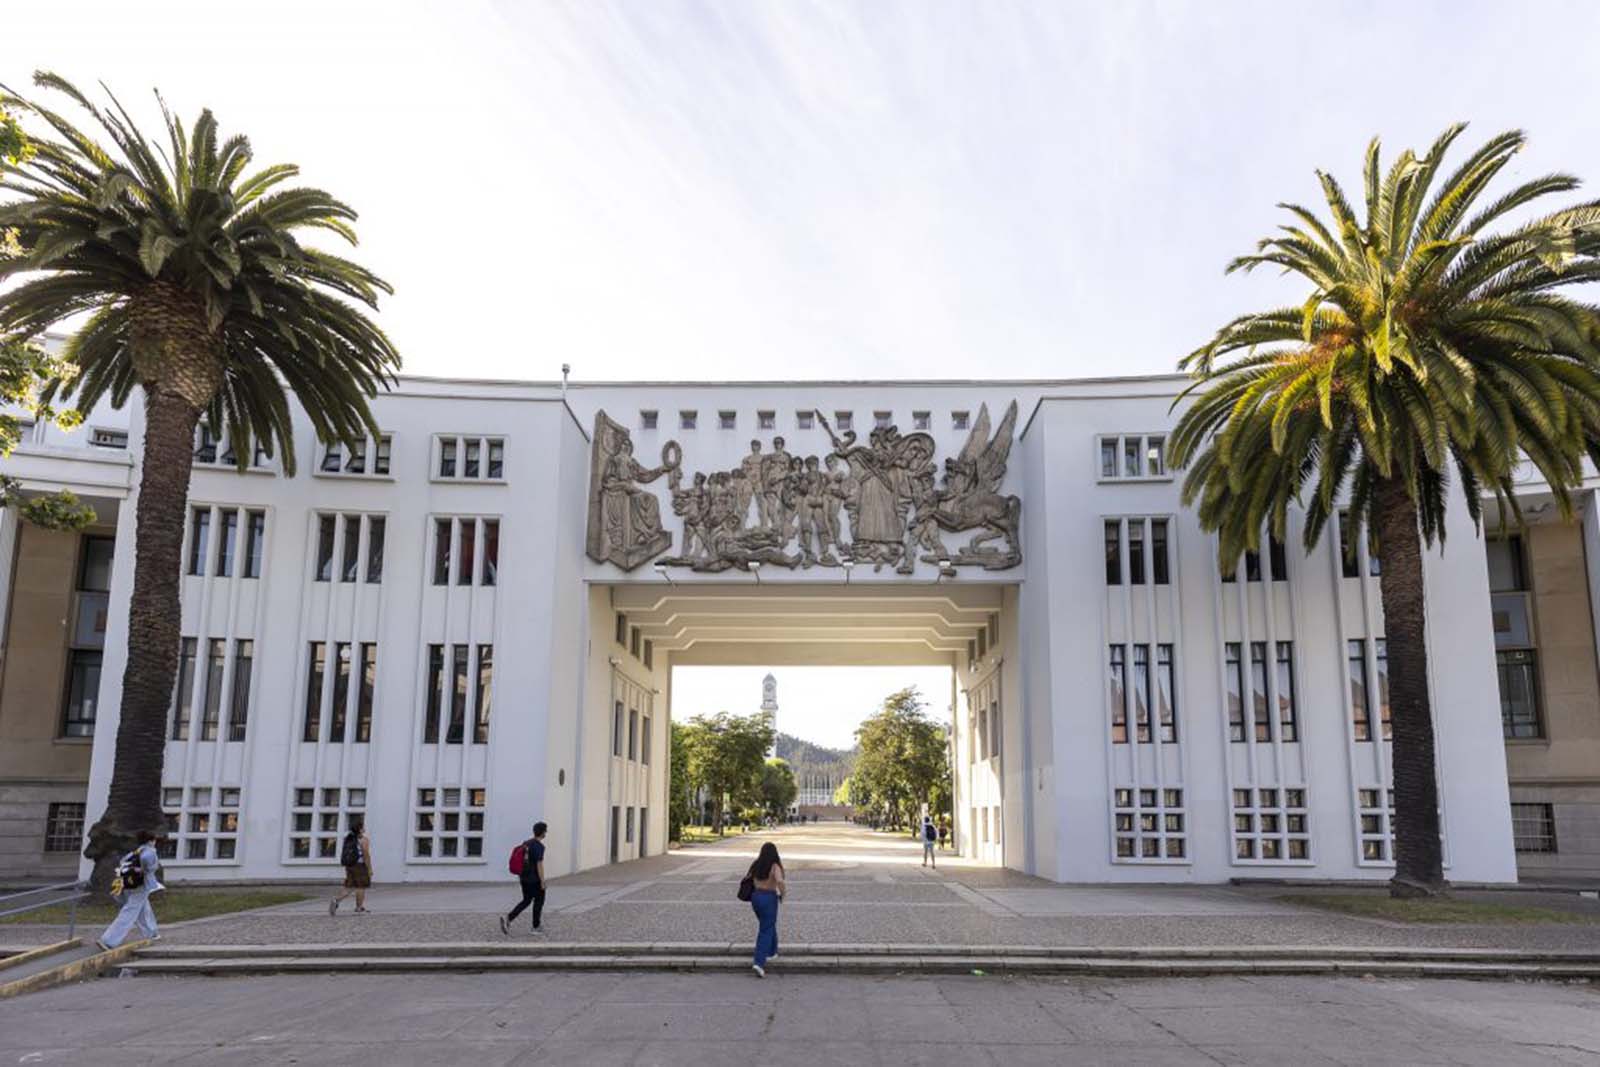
top-left (7, 369), bottom-right (1591, 885)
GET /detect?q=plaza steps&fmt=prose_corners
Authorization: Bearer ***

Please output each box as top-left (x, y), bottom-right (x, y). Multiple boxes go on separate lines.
top-left (122, 942), bottom-right (1600, 981)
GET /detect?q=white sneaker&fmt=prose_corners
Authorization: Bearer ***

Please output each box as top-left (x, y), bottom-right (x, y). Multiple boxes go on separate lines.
top-left (329, 898), bottom-right (339, 916)
top-left (752, 964), bottom-right (765, 978)
top-left (766, 954), bottom-right (778, 962)
top-left (530, 927), bottom-right (547, 937)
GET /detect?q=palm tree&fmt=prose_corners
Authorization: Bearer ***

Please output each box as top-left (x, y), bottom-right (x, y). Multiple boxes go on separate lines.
top-left (1170, 124), bottom-right (1600, 896)
top-left (0, 73), bottom-right (399, 886)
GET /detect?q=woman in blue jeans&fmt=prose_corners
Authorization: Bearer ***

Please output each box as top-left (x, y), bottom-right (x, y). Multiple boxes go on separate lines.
top-left (748, 842), bottom-right (785, 977)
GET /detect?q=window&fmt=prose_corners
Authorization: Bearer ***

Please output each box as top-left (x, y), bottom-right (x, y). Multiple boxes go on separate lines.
top-left (1374, 639), bottom-right (1391, 741)
top-left (1338, 511), bottom-right (1381, 577)
top-left (482, 520), bottom-right (498, 586)
top-left (1489, 536), bottom-right (1540, 738)
top-left (1511, 803), bottom-right (1557, 853)
top-left (439, 438), bottom-right (457, 478)
top-left (90, 427), bottom-right (128, 449)
top-left (1349, 639), bottom-right (1372, 742)
top-left (317, 432), bottom-right (391, 478)
top-left (680, 411), bottom-right (698, 430)
top-left (834, 411), bottom-right (854, 431)
top-left (1107, 645), bottom-right (1127, 743)
top-left (188, 508), bottom-right (211, 576)
top-left (1225, 643), bottom-right (1245, 742)
top-left (433, 435), bottom-right (503, 481)
top-left (321, 439), bottom-right (342, 472)
top-left (199, 638), bottom-right (226, 740)
top-left (1358, 788), bottom-right (1395, 861)
top-left (1112, 787), bottom-right (1185, 861)
top-left (1098, 435), bottom-right (1170, 481)
top-left (422, 644), bottom-right (485, 745)
top-left (78, 535), bottom-right (114, 592)
top-left (228, 640), bottom-right (253, 742)
top-left (989, 700), bottom-right (1002, 760)
top-left (172, 637), bottom-right (197, 741)
top-left (1223, 536), bottom-right (1287, 583)
top-left (1249, 642), bottom-right (1270, 742)
top-left (643, 640), bottom-right (653, 670)
top-left (366, 517), bottom-right (385, 583)
top-left (288, 787), bottom-right (366, 861)
top-left (641, 410), bottom-right (658, 430)
top-left (613, 700), bottom-right (625, 757)
top-left (796, 411), bottom-right (815, 430)
top-left (1104, 518), bottom-right (1169, 586)
top-left (1132, 643), bottom-right (1151, 743)
top-left (1127, 521), bottom-right (1145, 584)
top-left (424, 645), bottom-right (445, 744)
top-left (1104, 521), bottom-right (1122, 586)
top-left (315, 515), bottom-right (336, 582)
top-left (628, 707), bottom-right (639, 760)
top-left (473, 645), bottom-right (493, 744)
top-left (1232, 787), bottom-right (1310, 861)
top-left (1151, 520), bottom-right (1170, 584)
top-left (160, 785), bottom-right (241, 863)
top-left (195, 426), bottom-right (219, 464)
top-left (873, 411), bottom-right (892, 430)
top-left (1155, 644), bottom-right (1176, 743)
top-left (641, 714), bottom-right (652, 765)
top-left (630, 627), bottom-right (641, 659)
top-left (912, 411), bottom-right (931, 430)
top-left (433, 518), bottom-right (451, 585)
top-left (947, 411), bottom-right (968, 432)
top-left (1275, 642), bottom-right (1298, 742)
top-left (244, 510), bottom-right (265, 578)
top-left (433, 518), bottom-right (497, 585)
top-left (44, 802), bottom-right (86, 852)
top-left (459, 519), bottom-right (476, 585)
top-left (718, 411), bottom-right (737, 430)
top-left (303, 642), bottom-right (326, 742)
top-left (626, 806), bottom-right (635, 844)
top-left (356, 643), bottom-right (376, 743)
top-left (328, 643), bottom-right (352, 743)
top-left (341, 514), bottom-right (361, 582)
top-left (1107, 646), bottom-right (1175, 745)
top-left (1498, 649), bottom-right (1541, 739)
top-left (61, 650), bottom-right (102, 738)
top-left (465, 438), bottom-right (480, 478)
top-left (448, 644), bottom-right (469, 743)
top-left (757, 410), bottom-right (775, 430)
top-left (412, 786), bottom-right (486, 860)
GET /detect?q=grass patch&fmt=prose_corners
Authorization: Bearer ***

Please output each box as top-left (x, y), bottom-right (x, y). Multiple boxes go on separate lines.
top-left (0, 887), bottom-right (308, 926)
top-left (1283, 892), bottom-right (1599, 925)
top-left (673, 826), bottom-right (745, 846)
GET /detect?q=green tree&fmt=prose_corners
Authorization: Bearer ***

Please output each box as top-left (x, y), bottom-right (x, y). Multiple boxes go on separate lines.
top-left (1170, 125), bottom-right (1600, 897)
top-left (759, 757), bottom-right (798, 820)
top-left (0, 74), bottom-right (399, 887)
top-left (678, 712), bottom-right (773, 834)
top-left (668, 720), bottom-right (694, 841)
top-left (853, 688), bottom-right (950, 832)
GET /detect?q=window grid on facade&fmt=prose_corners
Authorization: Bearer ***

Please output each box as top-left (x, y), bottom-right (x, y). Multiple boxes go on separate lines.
top-left (1104, 517), bottom-right (1170, 587)
top-left (194, 426), bottom-right (271, 470)
top-left (318, 432), bottom-right (393, 477)
top-left (1231, 787), bottom-right (1310, 862)
top-left (434, 434), bottom-right (504, 481)
top-left (1338, 510), bottom-right (1381, 578)
top-left (315, 512), bottom-right (385, 583)
top-left (1349, 638), bottom-right (1391, 742)
top-left (1488, 536), bottom-right (1542, 739)
top-left (422, 643), bottom-right (492, 744)
top-left (1107, 643), bottom-right (1175, 744)
top-left (1510, 803), bottom-right (1557, 853)
top-left (158, 785), bottom-right (241, 863)
top-left (432, 516), bottom-right (499, 586)
top-left (1112, 787), bottom-right (1186, 861)
top-left (1357, 788), bottom-right (1396, 862)
top-left (44, 802), bottom-right (86, 852)
top-left (1098, 434), bottom-right (1168, 481)
top-left (412, 787), bottom-right (486, 860)
top-left (1221, 537), bottom-right (1287, 582)
top-left (190, 506), bottom-right (266, 580)
top-left (287, 786), bottom-right (367, 861)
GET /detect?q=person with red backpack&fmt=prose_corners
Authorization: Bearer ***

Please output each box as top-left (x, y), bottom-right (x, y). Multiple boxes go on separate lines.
top-left (499, 821), bottom-right (548, 936)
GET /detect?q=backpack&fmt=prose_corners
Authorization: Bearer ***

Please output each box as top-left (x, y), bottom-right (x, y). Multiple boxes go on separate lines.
top-left (508, 842), bottom-right (527, 877)
top-left (116, 849), bottom-right (145, 891)
top-left (339, 832), bottom-right (361, 867)
top-left (923, 822), bottom-right (936, 842)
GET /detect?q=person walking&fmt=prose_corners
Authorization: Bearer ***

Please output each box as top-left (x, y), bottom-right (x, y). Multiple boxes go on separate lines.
top-left (938, 818), bottom-right (950, 852)
top-left (500, 822), bottom-right (548, 936)
top-left (97, 830), bottom-right (163, 950)
top-left (329, 817), bottom-right (373, 915)
top-left (921, 814), bottom-right (938, 868)
top-left (747, 842), bottom-right (785, 977)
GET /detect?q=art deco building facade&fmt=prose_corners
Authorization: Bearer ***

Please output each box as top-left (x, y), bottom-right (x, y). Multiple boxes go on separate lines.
top-left (0, 371), bottom-right (1594, 883)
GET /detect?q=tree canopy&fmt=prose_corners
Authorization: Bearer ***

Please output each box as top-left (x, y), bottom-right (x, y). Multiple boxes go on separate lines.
top-left (851, 687), bottom-right (950, 831)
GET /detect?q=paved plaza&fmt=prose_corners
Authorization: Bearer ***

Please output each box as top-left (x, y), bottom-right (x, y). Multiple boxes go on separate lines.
top-left (3, 969), bottom-right (1598, 1065)
top-left (20, 822), bottom-right (1591, 953)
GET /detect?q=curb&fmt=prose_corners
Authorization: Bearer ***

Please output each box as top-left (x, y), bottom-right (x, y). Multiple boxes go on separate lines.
top-left (0, 939), bottom-right (149, 1000)
top-left (0, 939), bottom-right (82, 974)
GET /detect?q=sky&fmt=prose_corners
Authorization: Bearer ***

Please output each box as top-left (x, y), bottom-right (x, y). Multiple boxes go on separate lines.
top-left (672, 665), bottom-right (953, 750)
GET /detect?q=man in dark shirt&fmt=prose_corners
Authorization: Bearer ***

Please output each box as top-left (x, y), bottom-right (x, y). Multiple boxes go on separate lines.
top-left (499, 822), bottom-right (548, 936)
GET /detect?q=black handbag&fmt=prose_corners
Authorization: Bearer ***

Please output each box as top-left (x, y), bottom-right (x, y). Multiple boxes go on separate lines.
top-left (737, 875), bottom-right (755, 902)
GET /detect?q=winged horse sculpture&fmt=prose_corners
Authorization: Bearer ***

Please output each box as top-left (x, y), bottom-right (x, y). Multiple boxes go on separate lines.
top-left (916, 400), bottom-right (1023, 569)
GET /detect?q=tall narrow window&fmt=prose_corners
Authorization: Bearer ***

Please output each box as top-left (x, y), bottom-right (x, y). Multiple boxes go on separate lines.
top-left (1132, 644), bottom-right (1152, 742)
top-left (464, 439), bottom-right (481, 478)
top-left (345, 436), bottom-right (367, 474)
top-left (1349, 639), bottom-right (1371, 741)
top-left (329, 643), bottom-right (352, 743)
top-left (1243, 548), bottom-right (1262, 582)
top-left (315, 515), bottom-right (335, 582)
top-left (366, 517), bottom-right (385, 583)
top-left (1151, 519), bottom-right (1170, 585)
top-left (473, 645), bottom-right (493, 743)
top-left (613, 700), bottom-right (624, 757)
top-left (641, 713), bottom-right (652, 766)
top-left (439, 438), bottom-right (458, 478)
top-left (1225, 642), bottom-right (1244, 742)
top-left (320, 440), bottom-right (342, 472)
top-left (433, 518), bottom-right (452, 585)
top-left (303, 642), bottom-right (326, 742)
top-left (1145, 436), bottom-right (1165, 476)
top-left (356, 643), bottom-right (376, 742)
top-left (1275, 642), bottom-right (1298, 741)
top-left (448, 644), bottom-right (469, 743)
top-left (244, 510), bottom-right (265, 579)
top-left (990, 700), bottom-right (1002, 759)
top-left (61, 650), bottom-right (102, 738)
top-left (1375, 638), bottom-right (1391, 740)
top-left (340, 515), bottom-right (361, 582)
top-left (200, 638), bottom-right (226, 740)
top-left (1123, 438), bottom-right (1139, 478)
top-left (1099, 438), bottom-right (1118, 479)
top-left (188, 508), bottom-right (210, 576)
top-left (228, 639), bottom-right (253, 742)
top-left (628, 708), bottom-right (639, 760)
top-left (1156, 643), bottom-right (1176, 743)
top-left (172, 637), bottom-right (197, 740)
top-left (1249, 641), bottom-right (1270, 741)
top-left (374, 434), bottom-right (392, 475)
top-left (1108, 645), bottom-right (1127, 743)
top-left (1268, 536), bottom-right (1288, 581)
top-left (216, 509), bottom-right (238, 578)
top-left (1127, 521), bottom-right (1145, 585)
top-left (424, 644), bottom-right (444, 743)
top-left (1104, 521), bottom-right (1122, 586)
top-left (458, 520), bottom-right (476, 585)
top-left (487, 439), bottom-right (504, 479)
top-left (482, 520), bottom-right (499, 586)
top-left (196, 427), bottom-right (219, 464)
top-left (1498, 648), bottom-right (1541, 738)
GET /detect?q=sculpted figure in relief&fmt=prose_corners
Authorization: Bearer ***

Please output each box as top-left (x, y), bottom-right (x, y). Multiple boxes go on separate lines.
top-left (585, 411), bottom-right (679, 570)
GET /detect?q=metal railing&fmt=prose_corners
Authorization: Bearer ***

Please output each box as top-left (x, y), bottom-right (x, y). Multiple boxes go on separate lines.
top-left (0, 881), bottom-right (91, 939)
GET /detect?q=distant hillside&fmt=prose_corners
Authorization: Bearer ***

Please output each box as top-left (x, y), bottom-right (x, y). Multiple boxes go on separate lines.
top-left (774, 732), bottom-right (855, 765)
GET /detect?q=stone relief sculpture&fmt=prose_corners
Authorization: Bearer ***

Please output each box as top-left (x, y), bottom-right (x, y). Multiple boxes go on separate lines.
top-left (585, 411), bottom-right (680, 570)
top-left (585, 402), bottom-right (1022, 573)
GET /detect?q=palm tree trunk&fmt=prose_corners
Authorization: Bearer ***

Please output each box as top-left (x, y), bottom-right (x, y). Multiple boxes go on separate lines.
top-left (83, 386), bottom-right (201, 893)
top-left (1371, 475), bottom-right (1446, 897)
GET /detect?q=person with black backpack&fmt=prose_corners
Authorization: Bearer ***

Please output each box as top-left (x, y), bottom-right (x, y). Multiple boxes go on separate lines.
top-left (921, 813), bottom-right (938, 868)
top-left (499, 821), bottom-right (548, 936)
top-left (329, 817), bottom-right (373, 915)
top-left (97, 829), bottom-right (163, 950)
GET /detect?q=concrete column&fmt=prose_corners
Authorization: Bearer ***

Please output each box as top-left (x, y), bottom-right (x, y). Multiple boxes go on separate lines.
top-left (0, 506), bottom-right (18, 676)
top-left (1581, 489), bottom-right (1600, 691)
